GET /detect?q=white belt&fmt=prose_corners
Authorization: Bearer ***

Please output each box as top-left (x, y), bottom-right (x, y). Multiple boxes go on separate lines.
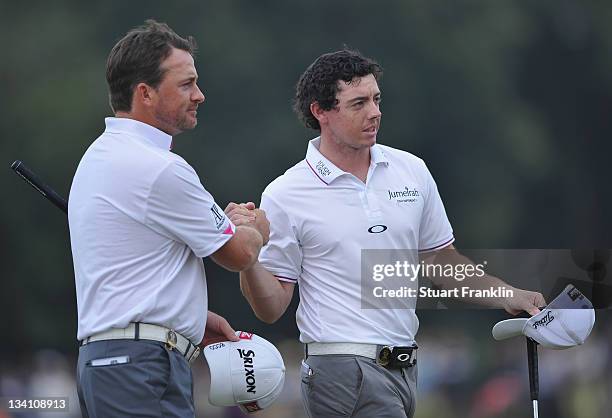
top-left (307, 342), bottom-right (379, 359)
top-left (81, 323), bottom-right (201, 365)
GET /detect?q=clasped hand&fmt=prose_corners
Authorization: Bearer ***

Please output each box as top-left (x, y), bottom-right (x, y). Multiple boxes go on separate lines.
top-left (224, 202), bottom-right (270, 245)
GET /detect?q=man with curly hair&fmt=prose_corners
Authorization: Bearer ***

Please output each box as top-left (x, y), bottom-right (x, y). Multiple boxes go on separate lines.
top-left (237, 49), bottom-right (545, 417)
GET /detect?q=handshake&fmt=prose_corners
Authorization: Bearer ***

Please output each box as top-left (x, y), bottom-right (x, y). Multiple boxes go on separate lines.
top-left (224, 202), bottom-right (270, 245)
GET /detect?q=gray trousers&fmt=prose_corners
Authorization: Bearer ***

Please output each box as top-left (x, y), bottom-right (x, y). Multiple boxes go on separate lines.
top-left (301, 355), bottom-right (417, 418)
top-left (77, 339), bottom-right (194, 418)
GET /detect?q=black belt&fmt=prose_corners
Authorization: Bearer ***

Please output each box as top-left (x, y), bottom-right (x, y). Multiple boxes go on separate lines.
top-left (376, 345), bottom-right (418, 368)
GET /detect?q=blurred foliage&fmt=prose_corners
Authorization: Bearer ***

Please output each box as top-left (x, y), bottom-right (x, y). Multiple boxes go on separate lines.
top-left (1, 0), bottom-right (611, 362)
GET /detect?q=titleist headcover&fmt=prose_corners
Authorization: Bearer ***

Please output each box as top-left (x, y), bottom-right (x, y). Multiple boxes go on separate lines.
top-left (492, 284), bottom-right (595, 349)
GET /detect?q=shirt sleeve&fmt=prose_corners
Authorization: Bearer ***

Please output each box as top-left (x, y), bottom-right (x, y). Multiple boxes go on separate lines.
top-left (418, 162), bottom-right (454, 252)
top-left (258, 192), bottom-right (302, 283)
top-left (145, 160), bottom-right (235, 258)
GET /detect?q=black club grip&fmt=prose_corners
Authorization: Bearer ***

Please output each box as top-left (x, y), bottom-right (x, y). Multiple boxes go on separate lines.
top-left (11, 160), bottom-right (68, 214)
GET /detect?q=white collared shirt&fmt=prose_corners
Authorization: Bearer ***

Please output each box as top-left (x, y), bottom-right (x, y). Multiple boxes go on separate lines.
top-left (69, 117), bottom-right (234, 343)
top-left (259, 137), bottom-right (454, 345)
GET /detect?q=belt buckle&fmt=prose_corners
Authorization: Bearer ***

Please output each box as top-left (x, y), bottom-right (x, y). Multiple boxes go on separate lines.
top-left (165, 329), bottom-right (178, 351)
top-left (377, 346), bottom-right (392, 367)
top-left (396, 348), bottom-right (417, 367)
top-left (378, 345), bottom-right (417, 368)
top-left (188, 346), bottom-right (201, 364)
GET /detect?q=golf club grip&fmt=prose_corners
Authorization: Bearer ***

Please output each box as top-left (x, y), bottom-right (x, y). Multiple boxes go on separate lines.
top-left (526, 338), bottom-right (539, 401)
top-left (11, 160), bottom-right (68, 214)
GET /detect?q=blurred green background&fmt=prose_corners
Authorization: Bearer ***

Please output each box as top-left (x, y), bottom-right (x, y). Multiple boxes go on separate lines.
top-left (1, 1), bottom-right (611, 417)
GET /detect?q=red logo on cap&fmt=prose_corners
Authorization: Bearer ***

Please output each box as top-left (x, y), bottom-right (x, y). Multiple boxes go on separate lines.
top-left (242, 401), bottom-right (262, 412)
top-left (238, 331), bottom-right (254, 340)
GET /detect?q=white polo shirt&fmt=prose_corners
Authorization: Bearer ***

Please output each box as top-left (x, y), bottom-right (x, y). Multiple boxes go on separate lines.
top-left (259, 137), bottom-right (454, 346)
top-left (69, 117), bottom-right (234, 343)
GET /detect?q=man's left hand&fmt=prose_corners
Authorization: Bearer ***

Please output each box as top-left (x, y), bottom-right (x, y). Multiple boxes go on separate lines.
top-left (502, 288), bottom-right (547, 316)
top-left (200, 311), bottom-right (240, 347)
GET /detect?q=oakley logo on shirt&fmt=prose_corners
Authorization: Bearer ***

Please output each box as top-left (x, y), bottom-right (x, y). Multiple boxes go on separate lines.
top-left (368, 225), bottom-right (388, 234)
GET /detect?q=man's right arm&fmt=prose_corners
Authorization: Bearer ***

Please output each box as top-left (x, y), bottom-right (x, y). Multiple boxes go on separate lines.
top-left (210, 202), bottom-right (270, 272)
top-left (232, 195), bottom-right (299, 323)
top-left (210, 226), bottom-right (264, 272)
top-left (240, 262), bottom-right (295, 324)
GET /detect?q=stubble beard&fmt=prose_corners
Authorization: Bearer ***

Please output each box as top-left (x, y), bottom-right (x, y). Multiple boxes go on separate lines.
top-left (155, 107), bottom-right (196, 135)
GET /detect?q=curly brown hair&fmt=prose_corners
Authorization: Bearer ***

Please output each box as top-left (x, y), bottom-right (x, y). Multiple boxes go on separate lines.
top-left (293, 49), bottom-right (383, 130)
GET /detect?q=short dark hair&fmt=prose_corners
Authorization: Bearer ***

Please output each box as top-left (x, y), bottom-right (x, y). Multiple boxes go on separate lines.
top-left (106, 19), bottom-right (197, 113)
top-left (293, 49), bottom-right (383, 130)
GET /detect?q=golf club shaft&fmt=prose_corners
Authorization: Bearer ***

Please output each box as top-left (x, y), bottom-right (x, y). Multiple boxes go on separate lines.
top-left (11, 160), bottom-right (68, 214)
top-left (526, 337), bottom-right (539, 417)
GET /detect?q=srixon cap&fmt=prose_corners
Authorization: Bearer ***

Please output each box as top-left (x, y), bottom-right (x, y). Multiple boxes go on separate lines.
top-left (203, 331), bottom-right (286, 413)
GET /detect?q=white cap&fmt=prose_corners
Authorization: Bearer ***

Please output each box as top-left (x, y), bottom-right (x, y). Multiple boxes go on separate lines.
top-left (203, 331), bottom-right (286, 413)
top-left (492, 284), bottom-right (595, 349)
